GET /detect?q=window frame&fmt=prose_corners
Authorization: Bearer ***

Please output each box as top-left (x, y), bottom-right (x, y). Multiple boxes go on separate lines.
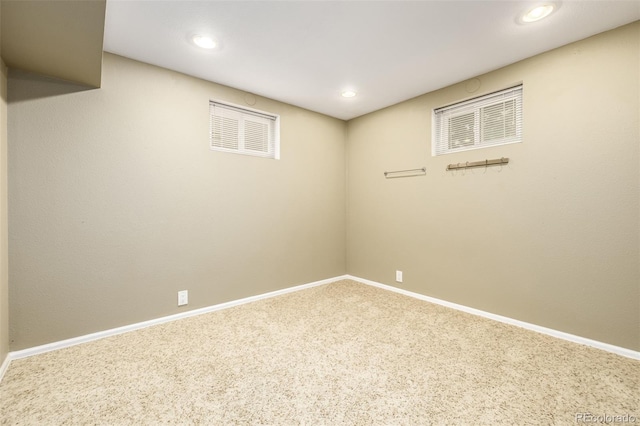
top-left (432, 85), bottom-right (523, 156)
top-left (209, 100), bottom-right (280, 160)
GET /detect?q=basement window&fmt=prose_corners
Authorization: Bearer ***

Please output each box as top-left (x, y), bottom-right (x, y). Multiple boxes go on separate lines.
top-left (209, 100), bottom-right (280, 159)
top-left (432, 85), bottom-right (522, 156)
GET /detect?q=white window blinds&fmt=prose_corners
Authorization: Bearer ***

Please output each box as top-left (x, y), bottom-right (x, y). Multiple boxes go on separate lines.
top-left (210, 101), bottom-right (280, 159)
top-left (433, 85), bottom-right (522, 156)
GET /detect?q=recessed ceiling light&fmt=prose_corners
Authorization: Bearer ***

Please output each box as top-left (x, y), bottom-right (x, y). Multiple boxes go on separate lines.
top-left (192, 35), bottom-right (217, 49)
top-left (522, 4), bottom-right (555, 22)
top-left (341, 91), bottom-right (357, 98)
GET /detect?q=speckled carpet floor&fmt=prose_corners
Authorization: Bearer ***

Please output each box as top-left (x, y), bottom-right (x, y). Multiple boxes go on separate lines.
top-left (1, 280), bottom-right (638, 425)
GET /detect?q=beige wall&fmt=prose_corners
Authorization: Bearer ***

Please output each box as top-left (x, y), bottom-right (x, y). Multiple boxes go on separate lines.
top-left (1, 58), bottom-right (8, 362)
top-left (1, 0), bottom-right (9, 365)
top-left (8, 53), bottom-right (346, 350)
top-left (346, 22), bottom-right (640, 351)
top-left (1, 0), bottom-right (105, 88)
top-left (6, 23), bottom-right (639, 353)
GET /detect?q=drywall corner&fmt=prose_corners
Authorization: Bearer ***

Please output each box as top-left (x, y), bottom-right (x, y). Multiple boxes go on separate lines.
top-left (0, 56), bottom-right (8, 370)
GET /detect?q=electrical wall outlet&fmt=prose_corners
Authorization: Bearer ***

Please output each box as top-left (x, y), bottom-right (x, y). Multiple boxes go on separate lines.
top-left (178, 290), bottom-right (188, 306)
top-left (396, 270), bottom-right (403, 283)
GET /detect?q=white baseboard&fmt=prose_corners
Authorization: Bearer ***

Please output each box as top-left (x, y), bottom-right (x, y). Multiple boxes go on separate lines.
top-left (8, 274), bottom-right (349, 362)
top-left (3, 272), bottom-right (636, 383)
top-left (346, 275), bottom-right (640, 361)
top-left (0, 352), bottom-right (10, 382)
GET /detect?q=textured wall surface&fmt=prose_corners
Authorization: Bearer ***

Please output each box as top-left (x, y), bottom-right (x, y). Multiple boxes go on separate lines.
top-left (1, 57), bottom-right (8, 363)
top-left (7, 24), bottom-right (640, 354)
top-left (1, 0), bottom-right (105, 87)
top-left (346, 22), bottom-right (640, 351)
top-left (8, 53), bottom-right (346, 350)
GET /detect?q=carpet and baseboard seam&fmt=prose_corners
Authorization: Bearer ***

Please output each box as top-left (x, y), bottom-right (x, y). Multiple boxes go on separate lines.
top-left (0, 353), bottom-right (9, 383)
top-left (3, 278), bottom-right (637, 424)
top-left (8, 275), bottom-right (349, 362)
top-left (3, 273), bottom-right (638, 382)
top-left (347, 276), bottom-right (640, 361)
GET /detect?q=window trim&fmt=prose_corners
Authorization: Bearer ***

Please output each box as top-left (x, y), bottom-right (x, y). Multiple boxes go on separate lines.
top-left (209, 99), bottom-right (280, 160)
top-left (432, 84), bottom-right (523, 156)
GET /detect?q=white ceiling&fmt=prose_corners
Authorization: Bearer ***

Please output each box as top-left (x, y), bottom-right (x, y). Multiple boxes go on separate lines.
top-left (104, 1), bottom-right (640, 121)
